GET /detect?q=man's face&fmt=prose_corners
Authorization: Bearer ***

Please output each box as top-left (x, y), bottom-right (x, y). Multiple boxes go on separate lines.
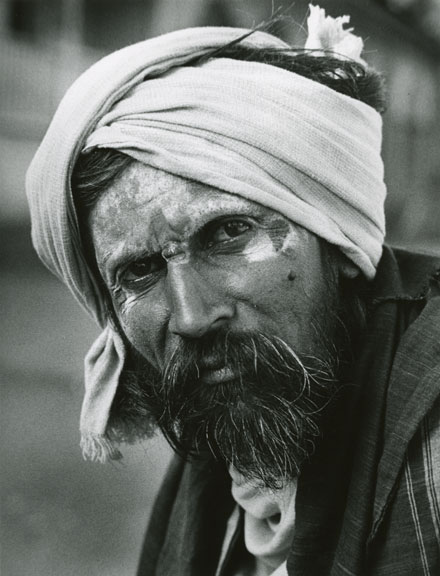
top-left (90, 162), bottom-right (332, 366)
top-left (89, 162), bottom-right (348, 487)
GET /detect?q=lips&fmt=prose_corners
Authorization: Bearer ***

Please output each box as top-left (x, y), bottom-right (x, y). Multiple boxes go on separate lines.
top-left (196, 353), bottom-right (237, 384)
top-left (199, 365), bottom-right (236, 385)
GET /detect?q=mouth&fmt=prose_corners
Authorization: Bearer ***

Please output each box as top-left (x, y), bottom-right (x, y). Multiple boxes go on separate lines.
top-left (199, 365), bottom-right (237, 385)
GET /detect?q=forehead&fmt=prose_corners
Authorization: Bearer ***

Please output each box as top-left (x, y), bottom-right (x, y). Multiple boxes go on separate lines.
top-left (90, 161), bottom-right (273, 237)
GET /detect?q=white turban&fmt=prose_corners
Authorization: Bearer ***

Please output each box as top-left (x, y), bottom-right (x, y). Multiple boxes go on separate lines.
top-left (26, 26), bottom-right (386, 460)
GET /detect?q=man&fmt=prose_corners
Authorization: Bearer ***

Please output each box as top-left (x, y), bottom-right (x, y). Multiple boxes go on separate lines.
top-left (26, 6), bottom-right (440, 576)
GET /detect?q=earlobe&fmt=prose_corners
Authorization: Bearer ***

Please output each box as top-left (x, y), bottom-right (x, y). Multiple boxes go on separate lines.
top-left (339, 258), bottom-right (361, 280)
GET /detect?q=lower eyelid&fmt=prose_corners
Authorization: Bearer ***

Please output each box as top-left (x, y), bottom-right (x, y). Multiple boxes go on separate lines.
top-left (123, 269), bottom-right (166, 290)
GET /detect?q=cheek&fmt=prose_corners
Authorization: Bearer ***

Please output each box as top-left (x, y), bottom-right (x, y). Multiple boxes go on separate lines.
top-left (223, 248), bottom-right (325, 347)
top-left (116, 295), bottom-right (169, 367)
top-left (241, 260), bottom-right (291, 296)
top-left (223, 253), bottom-right (301, 317)
top-left (226, 224), bottom-right (317, 310)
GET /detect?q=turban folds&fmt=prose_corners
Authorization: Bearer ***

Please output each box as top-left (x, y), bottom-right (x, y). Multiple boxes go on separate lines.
top-left (26, 27), bottom-right (386, 460)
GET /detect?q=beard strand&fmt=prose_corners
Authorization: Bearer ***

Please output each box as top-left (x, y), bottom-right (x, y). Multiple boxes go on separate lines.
top-left (163, 331), bottom-right (340, 489)
top-left (110, 329), bottom-right (342, 490)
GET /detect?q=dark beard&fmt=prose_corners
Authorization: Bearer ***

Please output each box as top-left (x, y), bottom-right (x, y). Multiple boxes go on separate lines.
top-left (107, 262), bottom-right (367, 489)
top-left (109, 329), bottom-right (343, 490)
top-left (163, 330), bottom-right (342, 489)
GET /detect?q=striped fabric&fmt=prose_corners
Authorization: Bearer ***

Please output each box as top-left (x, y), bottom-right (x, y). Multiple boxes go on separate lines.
top-left (423, 402), bottom-right (440, 545)
top-left (365, 398), bottom-right (440, 575)
top-left (402, 400), bottom-right (440, 575)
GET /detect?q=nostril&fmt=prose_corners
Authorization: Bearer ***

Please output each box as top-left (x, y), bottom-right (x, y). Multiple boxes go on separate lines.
top-left (170, 317), bottom-right (213, 339)
top-left (169, 309), bottom-right (234, 339)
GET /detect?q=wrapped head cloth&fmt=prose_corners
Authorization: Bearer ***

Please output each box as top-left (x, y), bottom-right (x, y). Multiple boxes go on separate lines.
top-left (26, 24), bottom-right (386, 460)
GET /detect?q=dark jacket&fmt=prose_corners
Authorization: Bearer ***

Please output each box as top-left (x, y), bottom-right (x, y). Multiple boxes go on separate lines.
top-left (138, 247), bottom-right (440, 576)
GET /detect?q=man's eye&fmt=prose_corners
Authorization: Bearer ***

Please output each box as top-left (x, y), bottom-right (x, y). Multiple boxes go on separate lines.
top-left (208, 220), bottom-right (251, 245)
top-left (122, 256), bottom-right (164, 283)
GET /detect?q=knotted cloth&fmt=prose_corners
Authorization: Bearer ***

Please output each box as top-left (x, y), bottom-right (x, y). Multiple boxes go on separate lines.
top-left (26, 26), bottom-right (386, 461)
top-left (229, 466), bottom-right (297, 574)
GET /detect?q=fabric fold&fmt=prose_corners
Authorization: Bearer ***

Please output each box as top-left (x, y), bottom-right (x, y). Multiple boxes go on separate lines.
top-left (80, 324), bottom-right (126, 461)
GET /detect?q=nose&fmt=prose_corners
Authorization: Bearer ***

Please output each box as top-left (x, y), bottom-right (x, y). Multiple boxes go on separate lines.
top-left (166, 262), bottom-right (235, 339)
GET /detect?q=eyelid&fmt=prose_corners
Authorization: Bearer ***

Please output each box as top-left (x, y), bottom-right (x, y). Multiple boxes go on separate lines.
top-left (202, 215), bottom-right (255, 235)
top-left (114, 252), bottom-right (159, 284)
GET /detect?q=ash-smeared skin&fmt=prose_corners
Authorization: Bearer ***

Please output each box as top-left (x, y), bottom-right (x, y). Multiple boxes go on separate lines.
top-left (89, 162), bottom-right (348, 371)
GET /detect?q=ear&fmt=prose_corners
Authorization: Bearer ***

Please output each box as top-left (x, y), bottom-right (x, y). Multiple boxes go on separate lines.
top-left (339, 256), bottom-right (361, 280)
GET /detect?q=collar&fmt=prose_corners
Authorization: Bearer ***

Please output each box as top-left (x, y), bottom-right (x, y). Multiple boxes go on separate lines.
top-left (368, 247), bottom-right (440, 543)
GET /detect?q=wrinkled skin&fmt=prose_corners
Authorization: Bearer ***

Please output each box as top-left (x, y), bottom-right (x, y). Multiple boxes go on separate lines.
top-left (89, 162), bottom-right (359, 484)
top-left (90, 162), bottom-right (356, 371)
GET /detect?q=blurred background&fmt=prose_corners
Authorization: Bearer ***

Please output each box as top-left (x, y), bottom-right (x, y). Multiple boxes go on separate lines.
top-left (1, 1), bottom-right (439, 575)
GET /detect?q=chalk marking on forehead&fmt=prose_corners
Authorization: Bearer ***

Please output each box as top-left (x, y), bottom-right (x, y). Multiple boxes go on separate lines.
top-left (242, 234), bottom-right (278, 263)
top-left (280, 225), bottom-right (302, 255)
top-left (242, 220), bottom-right (302, 263)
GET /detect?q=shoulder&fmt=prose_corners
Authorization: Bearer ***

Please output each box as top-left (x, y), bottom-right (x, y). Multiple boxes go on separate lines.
top-left (391, 246), bottom-right (440, 298)
top-left (370, 245), bottom-right (440, 330)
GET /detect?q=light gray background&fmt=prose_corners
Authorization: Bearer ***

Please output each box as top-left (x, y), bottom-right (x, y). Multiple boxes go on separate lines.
top-left (1, 1), bottom-right (439, 575)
